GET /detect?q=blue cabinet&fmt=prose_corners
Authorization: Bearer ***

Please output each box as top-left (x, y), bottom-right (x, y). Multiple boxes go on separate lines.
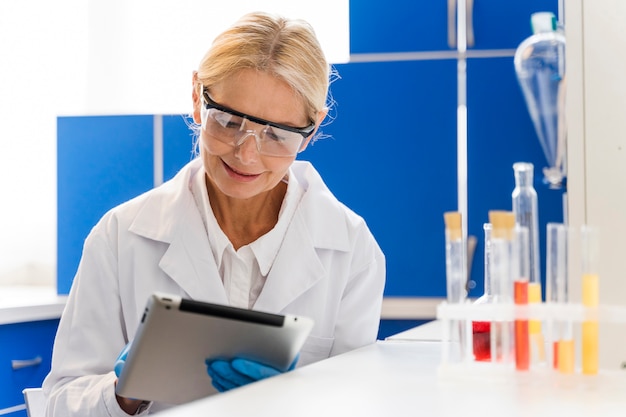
top-left (304, 59), bottom-right (457, 296)
top-left (57, 116), bottom-right (155, 294)
top-left (350, 0), bottom-right (449, 53)
top-left (0, 319), bottom-right (59, 416)
top-left (350, 0), bottom-right (558, 53)
top-left (466, 57), bottom-right (564, 295)
top-left (346, 0), bottom-right (562, 298)
top-left (57, 115), bottom-right (196, 294)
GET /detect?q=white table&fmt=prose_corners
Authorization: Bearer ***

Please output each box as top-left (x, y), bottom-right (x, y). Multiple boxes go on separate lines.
top-left (156, 334), bottom-right (626, 417)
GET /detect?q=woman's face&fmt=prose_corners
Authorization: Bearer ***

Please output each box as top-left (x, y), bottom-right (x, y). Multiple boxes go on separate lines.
top-left (193, 69), bottom-right (314, 200)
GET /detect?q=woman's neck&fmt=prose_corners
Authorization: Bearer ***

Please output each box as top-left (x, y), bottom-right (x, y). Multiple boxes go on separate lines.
top-left (205, 176), bottom-right (287, 250)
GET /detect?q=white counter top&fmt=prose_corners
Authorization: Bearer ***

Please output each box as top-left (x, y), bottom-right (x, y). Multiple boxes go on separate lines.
top-left (155, 337), bottom-right (626, 417)
top-left (0, 286), bottom-right (67, 324)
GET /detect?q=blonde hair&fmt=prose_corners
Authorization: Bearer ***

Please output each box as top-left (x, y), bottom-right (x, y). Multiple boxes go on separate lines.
top-left (196, 12), bottom-right (330, 123)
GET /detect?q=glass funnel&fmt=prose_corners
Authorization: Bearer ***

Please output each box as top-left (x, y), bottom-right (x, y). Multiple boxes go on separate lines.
top-left (514, 12), bottom-right (566, 188)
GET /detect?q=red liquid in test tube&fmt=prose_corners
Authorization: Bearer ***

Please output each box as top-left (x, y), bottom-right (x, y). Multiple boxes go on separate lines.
top-left (472, 321), bottom-right (491, 361)
top-left (514, 279), bottom-right (530, 370)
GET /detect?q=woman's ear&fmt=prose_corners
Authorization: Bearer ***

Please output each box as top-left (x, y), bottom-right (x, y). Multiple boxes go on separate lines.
top-left (191, 71), bottom-right (202, 124)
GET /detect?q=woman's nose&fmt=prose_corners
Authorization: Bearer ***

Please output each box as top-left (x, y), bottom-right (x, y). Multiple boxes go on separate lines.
top-left (234, 131), bottom-right (261, 163)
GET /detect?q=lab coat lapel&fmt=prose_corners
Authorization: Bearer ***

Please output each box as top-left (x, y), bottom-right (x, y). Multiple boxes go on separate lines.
top-left (158, 225), bottom-right (228, 304)
top-left (129, 161), bottom-right (228, 304)
top-left (253, 212), bottom-right (325, 312)
top-left (253, 163), bottom-right (351, 313)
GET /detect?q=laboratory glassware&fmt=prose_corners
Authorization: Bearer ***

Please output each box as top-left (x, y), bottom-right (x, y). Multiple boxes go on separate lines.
top-left (512, 162), bottom-right (544, 363)
top-left (513, 225), bottom-right (530, 371)
top-left (581, 225), bottom-right (600, 375)
top-left (545, 223), bottom-right (571, 371)
top-left (444, 212), bottom-right (467, 304)
top-left (512, 162), bottom-right (540, 290)
top-left (488, 211), bottom-right (516, 364)
top-left (472, 223), bottom-right (493, 361)
top-left (444, 212), bottom-right (469, 362)
top-left (514, 12), bottom-right (567, 188)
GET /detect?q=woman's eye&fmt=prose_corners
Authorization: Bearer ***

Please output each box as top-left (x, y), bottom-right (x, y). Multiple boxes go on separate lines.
top-left (224, 121), bottom-right (241, 129)
top-left (264, 127), bottom-right (287, 142)
top-left (213, 112), bottom-right (242, 129)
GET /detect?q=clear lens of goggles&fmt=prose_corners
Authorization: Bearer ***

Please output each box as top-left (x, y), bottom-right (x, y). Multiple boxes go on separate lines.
top-left (201, 106), bottom-right (304, 157)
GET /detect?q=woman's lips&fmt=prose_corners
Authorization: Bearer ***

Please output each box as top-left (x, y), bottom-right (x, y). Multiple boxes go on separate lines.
top-left (223, 160), bottom-right (261, 182)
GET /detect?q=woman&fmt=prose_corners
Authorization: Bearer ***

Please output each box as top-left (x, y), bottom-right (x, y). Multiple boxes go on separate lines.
top-left (43, 11), bottom-right (385, 416)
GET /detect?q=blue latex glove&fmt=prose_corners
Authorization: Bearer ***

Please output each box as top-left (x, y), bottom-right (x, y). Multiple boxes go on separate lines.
top-left (205, 355), bottom-right (299, 393)
top-left (114, 343), bottom-right (132, 378)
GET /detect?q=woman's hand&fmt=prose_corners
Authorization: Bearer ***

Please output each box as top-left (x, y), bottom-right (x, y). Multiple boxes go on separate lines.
top-left (205, 355), bottom-right (299, 392)
top-left (114, 343), bottom-right (150, 414)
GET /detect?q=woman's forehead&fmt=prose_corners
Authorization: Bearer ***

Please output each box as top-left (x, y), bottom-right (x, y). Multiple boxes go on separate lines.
top-left (209, 69), bottom-right (308, 126)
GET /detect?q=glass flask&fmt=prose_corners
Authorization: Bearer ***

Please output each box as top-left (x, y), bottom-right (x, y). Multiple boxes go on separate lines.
top-left (512, 162), bottom-right (540, 291)
top-left (514, 12), bottom-right (566, 188)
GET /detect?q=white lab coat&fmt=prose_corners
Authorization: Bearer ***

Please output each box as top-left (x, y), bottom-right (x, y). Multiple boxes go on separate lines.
top-left (43, 158), bottom-right (385, 416)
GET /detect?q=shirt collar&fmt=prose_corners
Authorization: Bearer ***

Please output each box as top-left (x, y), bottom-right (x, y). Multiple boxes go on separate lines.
top-left (190, 166), bottom-right (304, 276)
top-left (251, 169), bottom-right (304, 275)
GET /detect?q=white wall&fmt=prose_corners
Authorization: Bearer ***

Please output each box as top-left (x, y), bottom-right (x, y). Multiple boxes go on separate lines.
top-left (80, 1), bottom-right (349, 115)
top-left (0, 1), bottom-right (347, 287)
top-left (566, 0), bottom-right (626, 369)
top-left (0, 0), bottom-right (87, 285)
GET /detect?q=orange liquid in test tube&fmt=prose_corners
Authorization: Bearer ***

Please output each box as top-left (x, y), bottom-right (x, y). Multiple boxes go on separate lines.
top-left (553, 341), bottom-right (559, 369)
top-left (514, 280), bottom-right (529, 370)
top-left (558, 339), bottom-right (575, 374)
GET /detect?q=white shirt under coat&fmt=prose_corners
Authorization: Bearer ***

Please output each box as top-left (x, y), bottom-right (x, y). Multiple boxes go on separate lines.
top-left (191, 162), bottom-right (304, 309)
top-left (43, 158), bottom-right (386, 416)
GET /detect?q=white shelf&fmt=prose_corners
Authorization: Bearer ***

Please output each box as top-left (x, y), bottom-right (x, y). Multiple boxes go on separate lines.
top-left (0, 286), bottom-right (67, 324)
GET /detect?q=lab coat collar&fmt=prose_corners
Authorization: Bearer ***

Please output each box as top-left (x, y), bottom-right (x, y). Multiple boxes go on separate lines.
top-left (127, 159), bottom-right (352, 312)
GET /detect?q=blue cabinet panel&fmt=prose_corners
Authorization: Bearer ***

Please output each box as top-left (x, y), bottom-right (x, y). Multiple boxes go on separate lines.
top-left (350, 0), bottom-right (449, 53)
top-left (0, 320), bottom-right (59, 411)
top-left (466, 57), bottom-right (564, 298)
top-left (349, 0), bottom-right (558, 54)
top-left (57, 116), bottom-right (154, 294)
top-left (471, 0), bottom-right (559, 50)
top-left (163, 115), bottom-right (196, 182)
top-left (378, 319), bottom-right (430, 340)
top-left (304, 60), bottom-right (457, 297)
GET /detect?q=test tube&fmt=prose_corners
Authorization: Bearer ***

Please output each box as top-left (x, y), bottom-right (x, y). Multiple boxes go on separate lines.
top-left (513, 225), bottom-right (530, 371)
top-left (545, 223), bottom-right (572, 372)
top-left (488, 211), bottom-right (516, 364)
top-left (444, 212), bottom-right (467, 304)
top-left (511, 163), bottom-right (543, 355)
top-left (581, 225), bottom-right (600, 375)
top-left (444, 212), bottom-right (468, 362)
top-left (472, 223), bottom-right (493, 362)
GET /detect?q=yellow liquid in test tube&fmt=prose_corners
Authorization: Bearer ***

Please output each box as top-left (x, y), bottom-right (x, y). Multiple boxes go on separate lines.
top-left (582, 273), bottom-right (599, 375)
top-left (528, 282), bottom-right (545, 362)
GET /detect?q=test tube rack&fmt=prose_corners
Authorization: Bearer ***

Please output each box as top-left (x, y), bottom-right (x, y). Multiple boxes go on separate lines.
top-left (436, 300), bottom-right (626, 377)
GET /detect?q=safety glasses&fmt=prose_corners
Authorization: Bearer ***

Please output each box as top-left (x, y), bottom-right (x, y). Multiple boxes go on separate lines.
top-left (200, 86), bottom-right (316, 157)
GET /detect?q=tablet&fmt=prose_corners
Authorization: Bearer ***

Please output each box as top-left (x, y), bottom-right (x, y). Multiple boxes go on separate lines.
top-left (115, 292), bottom-right (314, 405)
